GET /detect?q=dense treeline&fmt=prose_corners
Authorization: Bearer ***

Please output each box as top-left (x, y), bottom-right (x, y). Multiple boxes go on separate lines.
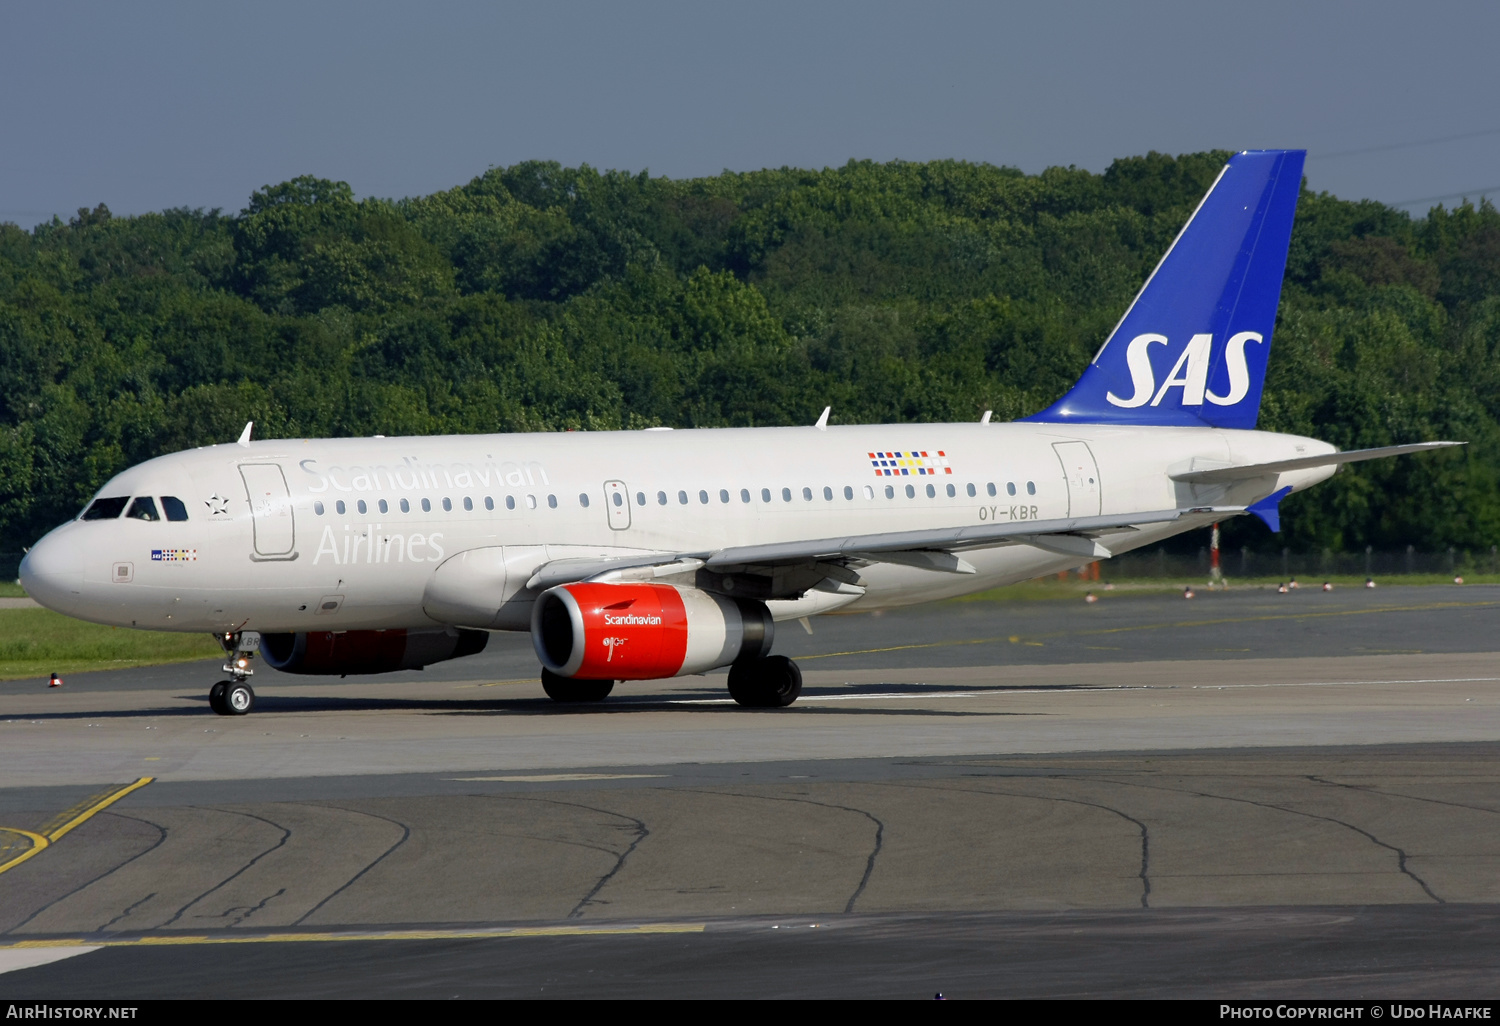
top-left (1, 152), bottom-right (1498, 554)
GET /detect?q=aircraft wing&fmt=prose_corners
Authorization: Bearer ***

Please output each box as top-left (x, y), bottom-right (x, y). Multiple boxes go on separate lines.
top-left (525, 506), bottom-right (1231, 589)
top-left (1170, 442), bottom-right (1464, 484)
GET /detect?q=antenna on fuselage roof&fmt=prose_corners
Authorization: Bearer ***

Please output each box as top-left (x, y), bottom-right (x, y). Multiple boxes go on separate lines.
top-left (814, 407), bottom-right (830, 431)
top-left (237, 422), bottom-right (253, 447)
top-left (980, 410), bottom-right (992, 424)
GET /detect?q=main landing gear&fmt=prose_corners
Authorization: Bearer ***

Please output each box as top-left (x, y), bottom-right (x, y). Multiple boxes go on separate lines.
top-left (210, 631), bottom-right (259, 716)
top-left (540, 668), bottom-right (615, 703)
top-left (727, 655), bottom-right (803, 708)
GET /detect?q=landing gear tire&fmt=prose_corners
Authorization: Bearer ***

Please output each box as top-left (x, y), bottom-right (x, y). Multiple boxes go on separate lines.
top-left (208, 680), bottom-right (231, 715)
top-left (225, 682), bottom-right (255, 715)
top-left (540, 669), bottom-right (614, 703)
top-left (728, 655), bottom-right (803, 708)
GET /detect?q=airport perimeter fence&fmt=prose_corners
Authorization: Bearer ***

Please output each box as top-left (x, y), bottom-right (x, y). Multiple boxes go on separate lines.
top-left (1101, 545), bottom-right (1500, 582)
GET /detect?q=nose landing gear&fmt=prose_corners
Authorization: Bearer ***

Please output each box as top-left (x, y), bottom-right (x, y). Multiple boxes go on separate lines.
top-left (210, 632), bottom-right (260, 715)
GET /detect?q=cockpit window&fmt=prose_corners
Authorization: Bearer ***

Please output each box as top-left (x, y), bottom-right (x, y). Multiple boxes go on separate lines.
top-left (81, 496), bottom-right (129, 520)
top-left (126, 497), bottom-right (160, 521)
top-left (161, 496), bottom-right (189, 522)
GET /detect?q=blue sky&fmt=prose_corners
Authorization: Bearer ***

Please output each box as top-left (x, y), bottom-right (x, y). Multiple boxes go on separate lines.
top-left (3, 0), bottom-right (1497, 224)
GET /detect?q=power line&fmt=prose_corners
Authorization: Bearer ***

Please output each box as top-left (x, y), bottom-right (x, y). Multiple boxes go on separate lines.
top-left (1313, 127), bottom-right (1500, 160)
top-left (1388, 186), bottom-right (1500, 208)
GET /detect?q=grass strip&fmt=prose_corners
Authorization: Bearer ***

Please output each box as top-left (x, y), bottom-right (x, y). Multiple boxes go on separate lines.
top-left (0, 607), bottom-right (219, 681)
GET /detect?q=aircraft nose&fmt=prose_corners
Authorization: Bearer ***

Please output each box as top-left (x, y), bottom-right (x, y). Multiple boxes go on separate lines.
top-left (19, 530), bottom-right (85, 611)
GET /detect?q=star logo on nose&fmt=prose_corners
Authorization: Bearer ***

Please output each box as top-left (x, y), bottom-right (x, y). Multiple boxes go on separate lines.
top-left (205, 494), bottom-right (230, 517)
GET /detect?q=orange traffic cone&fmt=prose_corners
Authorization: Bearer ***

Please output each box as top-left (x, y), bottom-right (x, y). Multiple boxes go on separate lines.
top-left (48, 673), bottom-right (62, 688)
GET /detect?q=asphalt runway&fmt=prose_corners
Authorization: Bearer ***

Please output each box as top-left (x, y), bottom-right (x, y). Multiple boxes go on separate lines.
top-left (2, 585), bottom-right (1498, 997)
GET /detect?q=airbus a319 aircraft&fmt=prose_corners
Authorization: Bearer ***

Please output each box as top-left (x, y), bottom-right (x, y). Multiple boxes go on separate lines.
top-left (20, 150), bottom-right (1460, 715)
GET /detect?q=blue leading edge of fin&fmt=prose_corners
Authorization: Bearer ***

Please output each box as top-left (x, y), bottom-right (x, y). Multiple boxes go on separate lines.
top-left (1024, 149), bottom-right (1306, 430)
top-left (1247, 486), bottom-right (1293, 533)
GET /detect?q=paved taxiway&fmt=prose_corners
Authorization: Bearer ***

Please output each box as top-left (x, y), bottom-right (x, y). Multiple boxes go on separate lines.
top-left (1, 585), bottom-right (1498, 997)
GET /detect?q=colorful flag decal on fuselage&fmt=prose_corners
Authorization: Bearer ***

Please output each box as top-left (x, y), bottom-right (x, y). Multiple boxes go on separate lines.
top-left (868, 451), bottom-right (951, 476)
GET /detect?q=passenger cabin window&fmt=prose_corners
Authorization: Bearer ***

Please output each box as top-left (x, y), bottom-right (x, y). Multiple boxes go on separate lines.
top-left (126, 497), bottom-right (160, 521)
top-left (925, 484), bottom-right (936, 498)
top-left (378, 499), bottom-right (389, 514)
top-left (442, 497), bottom-right (453, 512)
top-left (161, 496), bottom-right (189, 521)
top-left (802, 487), bottom-right (813, 501)
top-left (506, 496), bottom-right (516, 510)
top-left (782, 488), bottom-right (792, 502)
top-left (636, 492), bottom-right (646, 506)
top-left (966, 483), bottom-right (976, 498)
top-left (485, 497), bottom-right (494, 511)
top-left (1007, 482), bottom-right (1017, 496)
top-left (947, 484), bottom-right (957, 498)
top-left (580, 493), bottom-right (591, 508)
top-left (1026, 481), bottom-right (1036, 495)
top-left (658, 491), bottom-right (668, 506)
top-left (525, 495), bottom-right (537, 509)
top-left (824, 486), bottom-right (834, 501)
top-left (720, 489), bottom-right (730, 504)
top-left (357, 500), bottom-right (368, 514)
top-left (740, 489), bottom-right (751, 503)
top-left (844, 486), bottom-right (854, 500)
top-left (336, 500), bottom-right (347, 514)
top-left (401, 498), bottom-right (410, 513)
top-left (678, 491), bottom-right (688, 505)
top-left (761, 488), bottom-right (772, 503)
top-left (82, 496), bottom-right (129, 520)
top-left (421, 498), bottom-right (432, 512)
top-left (699, 490), bottom-right (709, 505)
top-left (547, 494), bottom-right (558, 508)
top-left (884, 485), bottom-right (895, 498)
top-left (314, 501), bottom-right (325, 516)
top-left (464, 497), bottom-right (474, 511)
top-left (863, 485), bottom-right (874, 499)
top-left (987, 483), bottom-right (997, 497)
top-left (905, 484), bottom-right (916, 498)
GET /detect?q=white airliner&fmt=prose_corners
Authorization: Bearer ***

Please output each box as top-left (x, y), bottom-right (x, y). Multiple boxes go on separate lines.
top-left (19, 150), bottom-right (1459, 714)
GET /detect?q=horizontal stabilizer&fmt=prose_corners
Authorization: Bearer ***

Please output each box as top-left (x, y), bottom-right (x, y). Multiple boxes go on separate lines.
top-left (1170, 442), bottom-right (1464, 484)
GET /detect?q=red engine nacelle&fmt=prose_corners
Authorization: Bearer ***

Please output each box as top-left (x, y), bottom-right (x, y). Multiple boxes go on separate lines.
top-left (259, 627), bottom-right (488, 675)
top-left (532, 583), bottom-right (773, 680)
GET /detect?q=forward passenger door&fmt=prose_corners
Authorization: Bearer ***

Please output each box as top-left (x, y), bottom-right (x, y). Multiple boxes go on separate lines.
top-left (604, 480), bottom-right (631, 530)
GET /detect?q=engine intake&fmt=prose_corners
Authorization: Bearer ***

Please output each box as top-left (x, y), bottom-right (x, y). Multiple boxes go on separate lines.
top-left (260, 627), bottom-right (488, 675)
top-left (532, 583), bottom-right (773, 680)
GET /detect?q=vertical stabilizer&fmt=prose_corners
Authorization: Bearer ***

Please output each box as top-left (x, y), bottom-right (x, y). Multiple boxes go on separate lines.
top-left (1024, 149), bottom-right (1305, 429)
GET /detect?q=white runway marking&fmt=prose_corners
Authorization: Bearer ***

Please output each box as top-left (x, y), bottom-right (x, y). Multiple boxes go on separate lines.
top-left (664, 677), bottom-right (1500, 705)
top-left (0, 945), bottom-right (101, 975)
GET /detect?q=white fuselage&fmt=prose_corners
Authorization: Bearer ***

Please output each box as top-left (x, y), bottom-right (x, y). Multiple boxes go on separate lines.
top-left (20, 422), bottom-right (1335, 635)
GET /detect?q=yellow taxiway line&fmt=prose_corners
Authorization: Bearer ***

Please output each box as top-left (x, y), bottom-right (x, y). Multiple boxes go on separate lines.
top-left (0, 777), bottom-right (154, 876)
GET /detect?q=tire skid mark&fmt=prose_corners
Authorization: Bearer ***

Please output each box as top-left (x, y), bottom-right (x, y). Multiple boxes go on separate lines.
top-left (6, 812), bottom-right (167, 934)
top-left (477, 796), bottom-right (649, 921)
top-left (902, 780), bottom-right (1152, 908)
top-left (292, 804), bottom-right (412, 927)
top-left (160, 808), bottom-right (292, 928)
top-left (678, 788), bottom-right (885, 914)
top-left (1095, 775), bottom-right (1444, 904)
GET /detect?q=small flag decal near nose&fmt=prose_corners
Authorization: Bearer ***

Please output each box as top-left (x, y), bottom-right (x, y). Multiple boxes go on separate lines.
top-left (867, 451), bottom-right (952, 476)
top-left (151, 549), bottom-right (198, 562)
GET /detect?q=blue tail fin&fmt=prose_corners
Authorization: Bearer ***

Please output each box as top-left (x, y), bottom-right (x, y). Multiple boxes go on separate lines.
top-left (1024, 149), bottom-right (1305, 430)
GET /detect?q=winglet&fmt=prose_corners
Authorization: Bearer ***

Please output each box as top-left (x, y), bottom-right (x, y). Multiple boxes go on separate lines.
top-left (1247, 486), bottom-right (1292, 532)
top-left (237, 422), bottom-right (253, 447)
top-left (980, 410), bottom-right (992, 424)
top-left (814, 407), bottom-right (830, 430)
